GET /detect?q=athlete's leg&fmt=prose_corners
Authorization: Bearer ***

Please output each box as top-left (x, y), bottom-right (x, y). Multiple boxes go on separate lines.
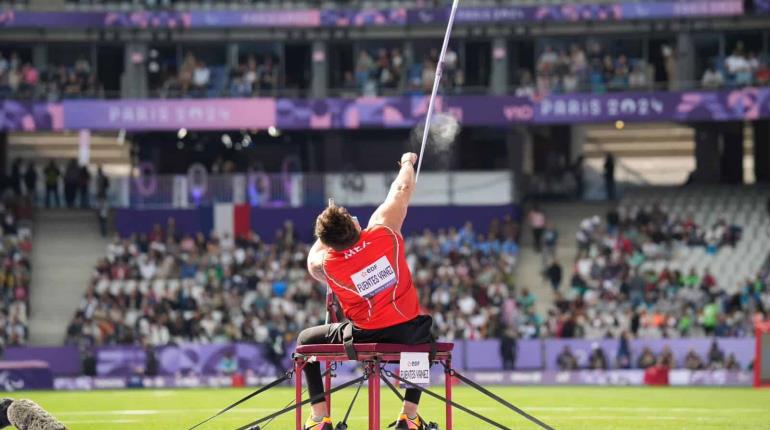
top-left (296, 323), bottom-right (346, 421)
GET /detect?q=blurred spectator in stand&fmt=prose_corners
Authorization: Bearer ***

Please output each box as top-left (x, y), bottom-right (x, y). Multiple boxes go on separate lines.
top-left (78, 164), bottom-right (91, 209)
top-left (707, 340), bottom-right (725, 369)
top-left (515, 70), bottom-right (536, 97)
top-left (588, 343), bottom-right (608, 370)
top-left (610, 55), bottom-right (630, 91)
top-left (98, 199), bottom-right (109, 238)
top-left (724, 353), bottom-right (741, 370)
top-left (628, 60), bottom-right (650, 89)
top-left (659, 346), bottom-right (675, 368)
top-left (701, 60), bottom-right (725, 89)
top-left (192, 60), bottom-right (210, 97)
top-left (442, 46), bottom-right (458, 91)
top-left (571, 155), bottom-right (585, 198)
top-left (258, 56), bottom-right (278, 94)
top-left (229, 66), bottom-right (251, 97)
top-left (81, 348), bottom-right (96, 377)
top-left (544, 259), bottom-right (563, 292)
top-left (529, 205), bottom-right (546, 252)
top-left (557, 345), bottom-right (578, 370)
top-left (542, 223), bottom-right (559, 260)
top-left (604, 152), bottom-right (616, 200)
top-left (44, 160), bottom-right (60, 208)
top-left (63, 159), bottom-right (79, 208)
top-left (684, 348), bottom-right (704, 370)
top-left (217, 351), bottom-right (238, 375)
top-left (96, 166), bottom-right (109, 204)
top-left (616, 332), bottom-right (632, 369)
top-left (340, 70), bottom-right (358, 97)
top-left (19, 63), bottom-right (39, 97)
top-left (178, 53), bottom-right (196, 95)
top-left (9, 159), bottom-right (22, 197)
top-left (726, 44), bottom-right (752, 87)
top-left (500, 327), bottom-right (518, 370)
top-left (637, 347), bottom-right (656, 369)
top-left (23, 161), bottom-right (37, 205)
top-left (421, 57), bottom-right (436, 94)
top-left (355, 50), bottom-right (374, 94)
top-left (662, 44), bottom-right (677, 90)
top-left (145, 345), bottom-right (158, 377)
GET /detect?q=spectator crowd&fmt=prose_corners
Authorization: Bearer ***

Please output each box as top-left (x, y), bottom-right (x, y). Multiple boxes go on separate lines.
top-left (0, 203), bottom-right (32, 348)
top-left (525, 42), bottom-right (658, 96)
top-left (555, 338), bottom-right (743, 371)
top-left (0, 51), bottom-right (100, 100)
top-left (539, 203), bottom-right (765, 348)
top-left (64, 217), bottom-right (521, 348)
top-left (5, 158), bottom-right (110, 211)
top-left (63, 204), bottom-right (767, 369)
top-left (344, 46), bottom-right (463, 97)
top-left (701, 41), bottom-right (770, 89)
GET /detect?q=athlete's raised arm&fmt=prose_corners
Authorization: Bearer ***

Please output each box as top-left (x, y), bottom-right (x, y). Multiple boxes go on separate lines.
top-left (367, 152), bottom-right (417, 233)
top-left (306, 239), bottom-right (328, 283)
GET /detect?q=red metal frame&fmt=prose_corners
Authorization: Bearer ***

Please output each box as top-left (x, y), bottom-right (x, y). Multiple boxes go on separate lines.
top-left (755, 322), bottom-right (770, 388)
top-left (293, 350), bottom-right (454, 430)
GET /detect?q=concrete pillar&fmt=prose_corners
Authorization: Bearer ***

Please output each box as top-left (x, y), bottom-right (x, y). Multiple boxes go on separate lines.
top-left (506, 126), bottom-right (532, 203)
top-left (311, 40), bottom-right (328, 98)
top-left (720, 122), bottom-right (744, 184)
top-left (490, 37), bottom-right (508, 96)
top-left (754, 121), bottom-right (770, 183)
top-left (693, 124), bottom-right (721, 184)
top-left (676, 32), bottom-right (696, 90)
top-left (227, 43), bottom-right (239, 70)
top-left (32, 44), bottom-right (47, 71)
top-left (122, 43), bottom-right (149, 98)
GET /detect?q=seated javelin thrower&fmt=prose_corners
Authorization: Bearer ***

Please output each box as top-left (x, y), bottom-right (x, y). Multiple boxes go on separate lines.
top-left (298, 152), bottom-right (433, 430)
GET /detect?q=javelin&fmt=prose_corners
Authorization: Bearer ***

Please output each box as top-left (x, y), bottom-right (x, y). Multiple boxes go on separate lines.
top-left (415, 0), bottom-right (460, 183)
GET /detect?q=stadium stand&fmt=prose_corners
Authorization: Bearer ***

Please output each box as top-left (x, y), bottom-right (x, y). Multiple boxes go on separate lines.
top-left (547, 186), bottom-right (769, 340)
top-left (0, 200), bottom-right (33, 348)
top-left (64, 217), bottom-right (522, 346)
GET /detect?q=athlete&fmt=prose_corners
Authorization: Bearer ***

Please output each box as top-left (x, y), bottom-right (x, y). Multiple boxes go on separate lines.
top-left (298, 152), bottom-right (432, 430)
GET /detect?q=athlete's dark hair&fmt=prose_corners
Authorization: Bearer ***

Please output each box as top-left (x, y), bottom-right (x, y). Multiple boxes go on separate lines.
top-left (315, 205), bottom-right (360, 251)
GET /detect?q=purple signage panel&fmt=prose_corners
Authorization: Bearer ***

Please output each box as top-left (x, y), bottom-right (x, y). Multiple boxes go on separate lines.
top-left (544, 337), bottom-right (754, 370)
top-left (757, 0), bottom-right (770, 13)
top-left (189, 10), bottom-right (320, 28)
top-left (0, 361), bottom-right (54, 390)
top-left (0, 101), bottom-right (62, 132)
top-left (0, 2), bottom-right (744, 29)
top-left (2, 88), bottom-right (768, 132)
top-left (52, 369), bottom-right (753, 390)
top-left (62, 98), bottom-right (276, 131)
top-left (0, 10), bottom-right (192, 29)
top-left (275, 95), bottom-right (531, 130)
top-left (320, 8), bottom-right (407, 27)
top-left (4, 346), bottom-right (81, 376)
top-left (407, 1), bottom-right (743, 25)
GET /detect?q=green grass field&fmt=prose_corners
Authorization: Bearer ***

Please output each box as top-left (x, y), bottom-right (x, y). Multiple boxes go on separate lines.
top-left (11, 386), bottom-right (770, 430)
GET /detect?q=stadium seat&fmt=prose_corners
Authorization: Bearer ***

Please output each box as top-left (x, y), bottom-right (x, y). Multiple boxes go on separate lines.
top-left (293, 342), bottom-right (455, 430)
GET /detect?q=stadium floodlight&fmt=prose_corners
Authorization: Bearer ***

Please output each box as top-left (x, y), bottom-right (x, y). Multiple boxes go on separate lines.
top-left (755, 321), bottom-right (770, 387)
top-left (221, 133), bottom-right (233, 148)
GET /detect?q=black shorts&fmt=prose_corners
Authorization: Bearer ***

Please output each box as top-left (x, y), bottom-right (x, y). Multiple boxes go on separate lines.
top-left (297, 315), bottom-right (434, 347)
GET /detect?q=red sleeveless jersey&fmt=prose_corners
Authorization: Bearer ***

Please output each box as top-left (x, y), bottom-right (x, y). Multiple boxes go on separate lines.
top-left (323, 225), bottom-right (420, 330)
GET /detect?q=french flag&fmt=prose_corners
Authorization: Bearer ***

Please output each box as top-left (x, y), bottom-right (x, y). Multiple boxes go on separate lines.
top-left (213, 203), bottom-right (251, 240)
